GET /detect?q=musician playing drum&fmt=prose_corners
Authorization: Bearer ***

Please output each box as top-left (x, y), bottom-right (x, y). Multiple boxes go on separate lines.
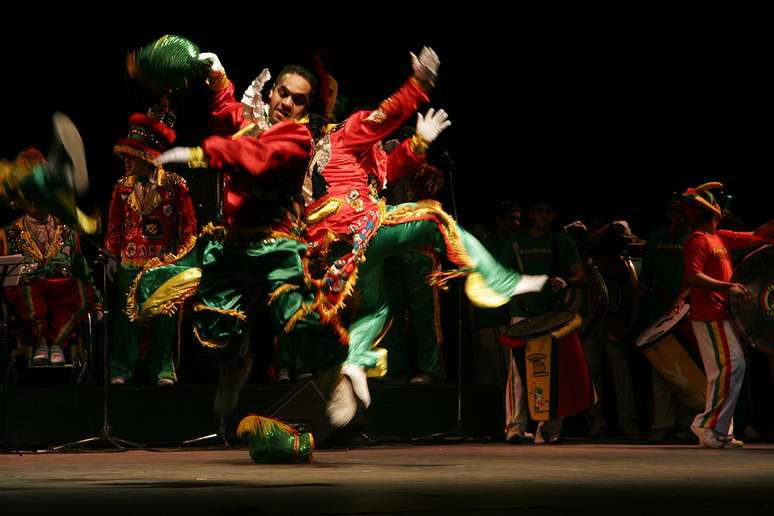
top-left (681, 182), bottom-right (774, 449)
top-left (638, 193), bottom-right (694, 442)
top-left (500, 197), bottom-right (589, 444)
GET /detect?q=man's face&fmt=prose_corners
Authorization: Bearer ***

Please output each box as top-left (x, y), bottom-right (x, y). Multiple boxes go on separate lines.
top-left (123, 155), bottom-right (153, 177)
top-left (268, 73), bottom-right (312, 124)
top-left (529, 204), bottom-right (557, 230)
top-left (496, 209), bottom-right (521, 233)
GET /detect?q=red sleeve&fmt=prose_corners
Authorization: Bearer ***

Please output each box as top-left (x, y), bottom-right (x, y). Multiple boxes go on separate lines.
top-left (339, 79), bottom-right (429, 153)
top-left (104, 184), bottom-right (124, 258)
top-left (717, 229), bottom-right (773, 250)
top-left (386, 138), bottom-right (426, 184)
top-left (208, 79), bottom-right (249, 136)
top-left (174, 178), bottom-right (198, 251)
top-left (684, 233), bottom-right (710, 276)
top-left (202, 121), bottom-right (312, 177)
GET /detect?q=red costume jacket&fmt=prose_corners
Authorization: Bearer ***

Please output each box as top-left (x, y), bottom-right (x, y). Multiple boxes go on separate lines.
top-left (105, 169), bottom-right (197, 267)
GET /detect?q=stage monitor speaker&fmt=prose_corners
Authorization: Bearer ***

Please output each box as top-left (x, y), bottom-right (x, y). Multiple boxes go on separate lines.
top-left (266, 380), bottom-right (334, 447)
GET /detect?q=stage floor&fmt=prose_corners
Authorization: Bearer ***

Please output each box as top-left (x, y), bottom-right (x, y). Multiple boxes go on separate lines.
top-left (2, 442), bottom-right (774, 515)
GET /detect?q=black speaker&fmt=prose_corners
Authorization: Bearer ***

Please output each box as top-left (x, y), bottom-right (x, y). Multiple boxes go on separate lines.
top-left (267, 380), bottom-right (333, 447)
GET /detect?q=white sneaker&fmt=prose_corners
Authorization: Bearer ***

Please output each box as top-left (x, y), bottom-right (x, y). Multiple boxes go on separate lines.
top-left (326, 374), bottom-right (358, 428)
top-left (342, 363), bottom-right (371, 408)
top-left (49, 345), bottom-right (66, 365)
top-left (32, 345), bottom-right (50, 365)
top-left (690, 425), bottom-right (725, 449)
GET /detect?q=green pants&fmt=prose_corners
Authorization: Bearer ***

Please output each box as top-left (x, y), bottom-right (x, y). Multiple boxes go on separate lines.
top-left (346, 203), bottom-right (521, 373)
top-left (194, 238), bottom-right (344, 370)
top-left (111, 266), bottom-right (177, 382)
top-left (129, 235), bottom-right (344, 374)
top-left (383, 251), bottom-right (445, 380)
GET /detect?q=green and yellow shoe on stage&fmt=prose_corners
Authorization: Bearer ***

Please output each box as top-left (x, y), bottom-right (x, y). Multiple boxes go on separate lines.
top-left (237, 415), bottom-right (314, 464)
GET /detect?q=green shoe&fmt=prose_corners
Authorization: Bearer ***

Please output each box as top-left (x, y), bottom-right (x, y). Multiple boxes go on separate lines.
top-left (237, 415), bottom-right (314, 463)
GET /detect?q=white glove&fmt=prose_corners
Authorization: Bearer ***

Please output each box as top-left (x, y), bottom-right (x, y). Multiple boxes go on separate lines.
top-left (410, 46), bottom-right (440, 84)
top-left (198, 52), bottom-right (224, 76)
top-left (155, 147), bottom-right (194, 166)
top-left (415, 108), bottom-right (451, 143)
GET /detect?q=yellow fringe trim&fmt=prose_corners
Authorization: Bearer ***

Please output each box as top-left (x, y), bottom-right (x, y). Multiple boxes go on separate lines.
top-left (193, 303), bottom-right (247, 321)
top-left (237, 414), bottom-right (298, 438)
top-left (268, 283), bottom-right (299, 306)
top-left (382, 200), bottom-right (475, 270)
top-left (192, 325), bottom-right (229, 349)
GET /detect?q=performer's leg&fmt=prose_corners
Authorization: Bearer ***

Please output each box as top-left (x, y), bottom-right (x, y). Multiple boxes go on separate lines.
top-left (602, 337), bottom-right (640, 436)
top-left (504, 345), bottom-right (530, 442)
top-left (406, 252), bottom-right (445, 381)
top-left (582, 332), bottom-right (607, 436)
top-left (47, 278), bottom-right (92, 349)
top-left (691, 320), bottom-right (746, 445)
top-left (649, 366), bottom-right (679, 435)
top-left (381, 203), bottom-right (546, 307)
top-left (146, 313), bottom-right (178, 384)
top-left (382, 255), bottom-right (411, 380)
top-left (5, 282), bottom-right (49, 364)
top-left (110, 267), bottom-right (143, 381)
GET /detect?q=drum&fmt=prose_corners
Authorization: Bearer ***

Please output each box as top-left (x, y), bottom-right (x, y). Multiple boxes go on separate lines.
top-left (507, 311), bottom-right (593, 421)
top-left (560, 257), bottom-right (608, 338)
top-left (729, 244), bottom-right (774, 354)
top-left (635, 303), bottom-right (706, 413)
top-left (595, 251), bottom-right (641, 342)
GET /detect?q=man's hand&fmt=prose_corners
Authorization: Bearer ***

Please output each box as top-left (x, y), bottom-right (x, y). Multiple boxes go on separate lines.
top-left (728, 283), bottom-right (749, 297)
top-left (416, 108), bottom-right (451, 144)
top-left (548, 277), bottom-right (568, 292)
top-left (198, 52), bottom-right (224, 78)
top-left (410, 46), bottom-right (440, 85)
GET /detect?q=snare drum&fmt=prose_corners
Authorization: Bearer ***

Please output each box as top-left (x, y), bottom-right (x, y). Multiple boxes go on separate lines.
top-left (508, 311), bottom-right (593, 421)
top-left (635, 304), bottom-right (706, 413)
top-left (596, 251), bottom-right (641, 342)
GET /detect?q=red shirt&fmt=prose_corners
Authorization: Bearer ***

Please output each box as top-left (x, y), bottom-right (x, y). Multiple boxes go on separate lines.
top-left (684, 229), bottom-right (768, 321)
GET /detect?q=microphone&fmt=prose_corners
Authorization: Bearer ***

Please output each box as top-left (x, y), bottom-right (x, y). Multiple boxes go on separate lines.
top-left (441, 151), bottom-right (455, 170)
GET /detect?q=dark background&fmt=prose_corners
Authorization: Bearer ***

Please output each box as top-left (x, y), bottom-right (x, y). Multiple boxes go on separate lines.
top-left (1, 9), bottom-right (770, 236)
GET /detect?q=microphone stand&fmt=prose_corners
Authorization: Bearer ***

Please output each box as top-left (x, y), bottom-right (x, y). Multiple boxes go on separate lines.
top-left (413, 151), bottom-right (471, 442)
top-left (51, 244), bottom-right (144, 451)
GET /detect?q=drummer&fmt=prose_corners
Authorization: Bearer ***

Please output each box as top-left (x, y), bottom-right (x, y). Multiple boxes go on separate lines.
top-left (681, 182), bottom-right (774, 449)
top-left (499, 196), bottom-right (587, 444)
top-left (638, 193), bottom-right (694, 442)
